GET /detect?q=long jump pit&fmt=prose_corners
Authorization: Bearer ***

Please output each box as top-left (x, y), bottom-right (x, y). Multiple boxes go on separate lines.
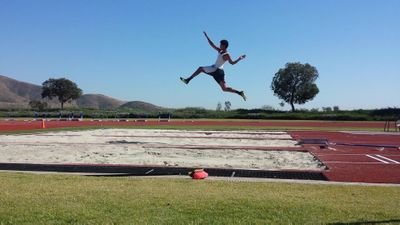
top-left (0, 129), bottom-right (327, 181)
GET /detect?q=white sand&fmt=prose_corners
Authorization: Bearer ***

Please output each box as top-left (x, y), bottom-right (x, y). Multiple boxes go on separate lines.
top-left (0, 129), bottom-right (325, 170)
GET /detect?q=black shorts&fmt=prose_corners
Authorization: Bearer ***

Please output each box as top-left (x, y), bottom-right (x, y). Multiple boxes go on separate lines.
top-left (207, 68), bottom-right (225, 84)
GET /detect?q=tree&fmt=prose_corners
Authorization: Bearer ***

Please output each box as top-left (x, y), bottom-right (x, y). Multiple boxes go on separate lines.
top-left (216, 102), bottom-right (222, 111)
top-left (333, 106), bottom-right (340, 112)
top-left (224, 101), bottom-right (231, 111)
top-left (41, 78), bottom-right (82, 109)
top-left (271, 62), bottom-right (319, 112)
top-left (261, 105), bottom-right (275, 111)
top-left (29, 100), bottom-right (48, 111)
top-left (322, 107), bottom-right (332, 112)
top-left (310, 108), bottom-right (320, 112)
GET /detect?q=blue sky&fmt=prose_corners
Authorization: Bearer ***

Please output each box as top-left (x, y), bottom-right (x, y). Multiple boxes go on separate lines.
top-left (0, 0), bottom-right (399, 110)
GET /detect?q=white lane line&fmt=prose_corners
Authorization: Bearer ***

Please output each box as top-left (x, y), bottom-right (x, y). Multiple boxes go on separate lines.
top-left (317, 154), bottom-right (400, 156)
top-left (366, 154), bottom-right (389, 164)
top-left (375, 155), bottom-right (400, 164)
top-left (324, 161), bottom-right (386, 165)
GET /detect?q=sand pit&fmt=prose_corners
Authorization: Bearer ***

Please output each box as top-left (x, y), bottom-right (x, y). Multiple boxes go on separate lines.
top-left (0, 129), bottom-right (325, 170)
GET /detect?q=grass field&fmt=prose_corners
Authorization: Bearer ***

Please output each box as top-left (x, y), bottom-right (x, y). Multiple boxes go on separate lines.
top-left (0, 172), bottom-right (399, 225)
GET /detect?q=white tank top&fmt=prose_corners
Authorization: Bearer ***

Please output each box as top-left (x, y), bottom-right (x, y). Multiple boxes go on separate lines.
top-left (213, 51), bottom-right (228, 69)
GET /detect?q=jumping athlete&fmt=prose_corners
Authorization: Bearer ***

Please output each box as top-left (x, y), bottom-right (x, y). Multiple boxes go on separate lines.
top-left (180, 32), bottom-right (247, 101)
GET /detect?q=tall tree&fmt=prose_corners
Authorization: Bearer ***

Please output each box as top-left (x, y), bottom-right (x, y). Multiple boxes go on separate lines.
top-left (271, 62), bottom-right (319, 112)
top-left (216, 102), bottom-right (222, 111)
top-left (41, 78), bottom-right (82, 109)
top-left (224, 101), bottom-right (231, 111)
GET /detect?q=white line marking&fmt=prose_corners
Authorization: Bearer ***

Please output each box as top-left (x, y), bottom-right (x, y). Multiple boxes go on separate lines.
top-left (317, 153), bottom-right (400, 156)
top-left (366, 154), bottom-right (389, 164)
top-left (324, 161), bottom-right (386, 165)
top-left (375, 155), bottom-right (400, 164)
top-left (145, 169), bottom-right (154, 175)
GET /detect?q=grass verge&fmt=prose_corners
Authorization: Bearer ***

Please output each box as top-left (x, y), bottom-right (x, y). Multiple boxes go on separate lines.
top-left (0, 172), bottom-right (399, 225)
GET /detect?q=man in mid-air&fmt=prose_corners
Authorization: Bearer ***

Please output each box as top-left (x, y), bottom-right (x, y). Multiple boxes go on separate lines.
top-left (180, 31), bottom-right (247, 101)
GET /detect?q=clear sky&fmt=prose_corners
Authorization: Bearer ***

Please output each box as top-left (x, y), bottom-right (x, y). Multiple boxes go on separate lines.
top-left (1, 0), bottom-right (399, 110)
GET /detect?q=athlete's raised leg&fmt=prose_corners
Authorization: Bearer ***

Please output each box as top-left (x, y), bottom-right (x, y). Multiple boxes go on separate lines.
top-left (180, 67), bottom-right (205, 84)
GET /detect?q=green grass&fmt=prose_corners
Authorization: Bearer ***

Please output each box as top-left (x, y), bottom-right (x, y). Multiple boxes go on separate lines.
top-left (0, 173), bottom-right (399, 225)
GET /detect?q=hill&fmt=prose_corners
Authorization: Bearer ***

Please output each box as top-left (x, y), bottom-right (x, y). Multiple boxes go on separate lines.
top-left (0, 75), bottom-right (158, 110)
top-left (0, 75), bottom-right (44, 108)
top-left (76, 94), bottom-right (125, 110)
top-left (118, 101), bottom-right (166, 113)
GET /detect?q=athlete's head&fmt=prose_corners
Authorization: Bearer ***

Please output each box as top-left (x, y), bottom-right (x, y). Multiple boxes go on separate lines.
top-left (220, 40), bottom-right (229, 50)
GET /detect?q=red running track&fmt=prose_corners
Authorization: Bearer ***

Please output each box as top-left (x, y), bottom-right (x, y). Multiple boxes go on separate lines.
top-left (1, 120), bottom-right (399, 184)
top-left (290, 131), bottom-right (400, 184)
top-left (0, 119), bottom-right (386, 132)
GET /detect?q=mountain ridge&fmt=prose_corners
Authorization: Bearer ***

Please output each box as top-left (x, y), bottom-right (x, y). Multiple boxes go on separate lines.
top-left (0, 75), bottom-right (165, 111)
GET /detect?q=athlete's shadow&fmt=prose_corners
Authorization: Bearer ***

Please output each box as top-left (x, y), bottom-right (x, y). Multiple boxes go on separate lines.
top-left (327, 219), bottom-right (400, 225)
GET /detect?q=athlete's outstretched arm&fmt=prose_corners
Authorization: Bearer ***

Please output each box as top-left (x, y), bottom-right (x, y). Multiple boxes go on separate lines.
top-left (224, 54), bottom-right (246, 65)
top-left (203, 31), bottom-right (220, 52)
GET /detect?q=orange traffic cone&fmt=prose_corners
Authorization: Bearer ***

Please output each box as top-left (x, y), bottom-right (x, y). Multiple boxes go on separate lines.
top-left (189, 169), bottom-right (208, 180)
top-left (41, 119), bottom-right (46, 129)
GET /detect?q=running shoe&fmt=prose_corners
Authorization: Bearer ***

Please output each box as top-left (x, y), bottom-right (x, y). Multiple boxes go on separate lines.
top-left (180, 77), bottom-right (189, 84)
top-left (239, 91), bottom-right (247, 101)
